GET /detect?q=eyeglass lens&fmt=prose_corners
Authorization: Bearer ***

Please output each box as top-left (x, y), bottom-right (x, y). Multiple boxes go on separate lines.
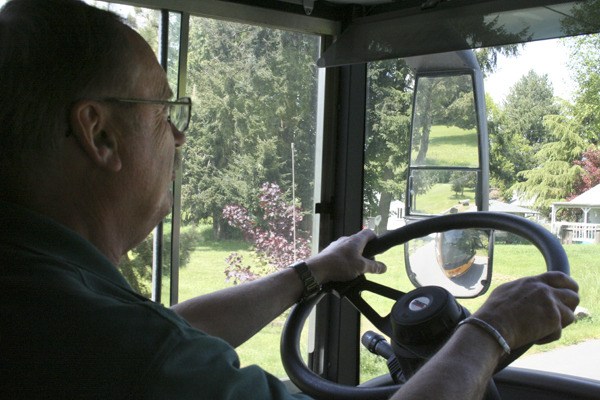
top-left (171, 100), bottom-right (190, 132)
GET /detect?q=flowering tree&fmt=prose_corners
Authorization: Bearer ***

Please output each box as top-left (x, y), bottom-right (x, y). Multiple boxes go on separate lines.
top-left (570, 146), bottom-right (600, 199)
top-left (222, 182), bottom-right (312, 284)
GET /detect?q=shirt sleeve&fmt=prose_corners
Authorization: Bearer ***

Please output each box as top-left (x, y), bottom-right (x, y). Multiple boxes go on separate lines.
top-left (139, 328), bottom-right (313, 400)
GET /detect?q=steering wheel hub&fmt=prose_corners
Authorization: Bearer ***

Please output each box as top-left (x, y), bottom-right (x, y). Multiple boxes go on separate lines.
top-left (391, 286), bottom-right (467, 347)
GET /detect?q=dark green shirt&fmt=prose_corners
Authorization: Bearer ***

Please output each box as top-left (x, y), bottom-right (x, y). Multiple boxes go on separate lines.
top-left (0, 200), bottom-right (309, 399)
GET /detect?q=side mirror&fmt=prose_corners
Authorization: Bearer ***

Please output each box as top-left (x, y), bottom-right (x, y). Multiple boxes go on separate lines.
top-left (404, 228), bottom-right (493, 298)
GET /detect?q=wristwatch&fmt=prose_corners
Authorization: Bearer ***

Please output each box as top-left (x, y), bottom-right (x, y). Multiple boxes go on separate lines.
top-left (289, 261), bottom-right (321, 301)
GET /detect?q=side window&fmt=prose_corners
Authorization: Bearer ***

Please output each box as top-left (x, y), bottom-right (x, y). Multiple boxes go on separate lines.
top-left (179, 16), bottom-right (321, 377)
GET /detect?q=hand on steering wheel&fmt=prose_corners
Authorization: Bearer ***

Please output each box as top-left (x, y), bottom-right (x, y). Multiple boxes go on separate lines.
top-left (281, 212), bottom-right (573, 400)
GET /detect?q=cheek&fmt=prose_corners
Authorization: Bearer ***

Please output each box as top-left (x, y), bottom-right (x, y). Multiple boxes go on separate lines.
top-left (153, 132), bottom-right (176, 182)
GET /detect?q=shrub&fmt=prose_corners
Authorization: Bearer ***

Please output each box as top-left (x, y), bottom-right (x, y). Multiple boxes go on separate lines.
top-left (222, 182), bottom-right (312, 284)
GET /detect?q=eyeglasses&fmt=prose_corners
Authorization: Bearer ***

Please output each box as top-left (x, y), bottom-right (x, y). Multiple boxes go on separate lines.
top-left (103, 97), bottom-right (192, 132)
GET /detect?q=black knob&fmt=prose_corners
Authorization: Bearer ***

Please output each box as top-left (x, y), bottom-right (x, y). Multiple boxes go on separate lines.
top-left (390, 286), bottom-right (467, 346)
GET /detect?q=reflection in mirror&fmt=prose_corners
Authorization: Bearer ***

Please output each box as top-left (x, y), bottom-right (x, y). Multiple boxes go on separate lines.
top-left (404, 229), bottom-right (493, 298)
top-left (411, 74), bottom-right (479, 167)
top-left (409, 169), bottom-right (478, 215)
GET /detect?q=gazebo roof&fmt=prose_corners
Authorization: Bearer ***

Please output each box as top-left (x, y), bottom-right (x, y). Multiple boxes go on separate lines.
top-left (488, 200), bottom-right (539, 214)
top-left (553, 184), bottom-right (600, 207)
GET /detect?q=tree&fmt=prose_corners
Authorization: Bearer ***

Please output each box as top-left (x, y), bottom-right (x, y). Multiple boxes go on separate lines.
top-left (488, 71), bottom-right (560, 199)
top-left (570, 146), bottom-right (600, 198)
top-left (364, 59), bottom-right (413, 231)
top-left (504, 70), bottom-right (560, 145)
top-left (511, 107), bottom-right (587, 213)
top-left (222, 182), bottom-right (311, 284)
top-left (565, 33), bottom-right (600, 143)
top-left (182, 18), bottom-right (319, 238)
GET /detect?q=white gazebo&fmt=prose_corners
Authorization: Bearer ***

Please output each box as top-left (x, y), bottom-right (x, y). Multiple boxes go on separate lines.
top-left (551, 184), bottom-right (600, 244)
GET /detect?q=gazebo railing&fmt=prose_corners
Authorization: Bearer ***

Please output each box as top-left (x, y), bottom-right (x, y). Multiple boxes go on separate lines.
top-left (557, 222), bottom-right (600, 243)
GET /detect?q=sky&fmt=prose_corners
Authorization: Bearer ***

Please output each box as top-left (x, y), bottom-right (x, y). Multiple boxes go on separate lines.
top-left (484, 38), bottom-right (576, 104)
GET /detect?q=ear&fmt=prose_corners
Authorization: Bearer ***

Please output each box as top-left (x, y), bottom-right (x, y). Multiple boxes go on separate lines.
top-left (69, 100), bottom-right (122, 172)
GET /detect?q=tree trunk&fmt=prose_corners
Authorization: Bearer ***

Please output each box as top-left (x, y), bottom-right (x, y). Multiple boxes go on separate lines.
top-left (378, 191), bottom-right (393, 235)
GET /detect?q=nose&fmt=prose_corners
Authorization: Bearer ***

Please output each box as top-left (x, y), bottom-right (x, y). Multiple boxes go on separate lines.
top-left (171, 122), bottom-right (186, 147)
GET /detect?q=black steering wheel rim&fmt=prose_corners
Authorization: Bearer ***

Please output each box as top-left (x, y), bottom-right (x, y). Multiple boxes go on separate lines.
top-left (281, 212), bottom-right (570, 400)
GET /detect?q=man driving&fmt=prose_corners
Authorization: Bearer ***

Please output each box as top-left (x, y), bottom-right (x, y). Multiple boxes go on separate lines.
top-left (0, 1), bottom-right (579, 399)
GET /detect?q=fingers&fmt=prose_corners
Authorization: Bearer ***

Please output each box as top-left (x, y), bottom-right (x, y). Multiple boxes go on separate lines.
top-left (536, 330), bottom-right (562, 345)
top-left (476, 271), bottom-right (580, 349)
top-left (539, 270), bottom-right (579, 293)
top-left (307, 229), bottom-right (387, 283)
top-left (534, 284), bottom-right (578, 346)
top-left (538, 271), bottom-right (580, 326)
top-left (555, 286), bottom-right (580, 314)
top-left (352, 229), bottom-right (386, 274)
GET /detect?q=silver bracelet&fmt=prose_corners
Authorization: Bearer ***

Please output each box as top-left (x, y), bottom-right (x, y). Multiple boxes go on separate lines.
top-left (457, 316), bottom-right (511, 355)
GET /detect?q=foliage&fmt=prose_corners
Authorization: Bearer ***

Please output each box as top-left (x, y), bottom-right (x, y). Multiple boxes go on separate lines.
top-left (504, 33), bottom-right (600, 212)
top-left (364, 59), bottom-right (413, 231)
top-left (511, 109), bottom-right (587, 213)
top-left (222, 183), bottom-right (312, 284)
top-left (570, 146), bottom-right (600, 197)
top-left (487, 94), bottom-right (527, 197)
top-left (565, 33), bottom-right (600, 142)
top-left (488, 70), bottom-right (561, 199)
top-left (181, 18), bottom-right (319, 239)
top-left (450, 171), bottom-right (476, 196)
top-left (118, 225), bottom-right (202, 297)
top-left (503, 70), bottom-right (560, 145)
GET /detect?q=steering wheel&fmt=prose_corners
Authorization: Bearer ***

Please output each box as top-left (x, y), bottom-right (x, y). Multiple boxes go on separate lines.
top-left (281, 212), bottom-right (570, 400)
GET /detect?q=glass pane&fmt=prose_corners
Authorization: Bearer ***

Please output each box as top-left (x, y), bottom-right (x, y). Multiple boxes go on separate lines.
top-left (409, 169), bottom-right (478, 216)
top-left (411, 75), bottom-right (479, 167)
top-left (362, 57), bottom-right (415, 383)
top-left (180, 16), bottom-right (320, 378)
top-left (363, 58), bottom-right (413, 236)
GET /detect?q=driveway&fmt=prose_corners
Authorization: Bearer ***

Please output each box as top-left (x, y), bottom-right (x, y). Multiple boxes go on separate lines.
top-left (511, 339), bottom-right (600, 381)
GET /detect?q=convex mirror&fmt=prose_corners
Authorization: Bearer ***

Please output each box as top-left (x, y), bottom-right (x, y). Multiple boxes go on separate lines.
top-left (404, 228), bottom-right (493, 298)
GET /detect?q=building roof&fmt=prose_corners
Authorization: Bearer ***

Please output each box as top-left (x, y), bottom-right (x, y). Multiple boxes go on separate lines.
top-left (488, 200), bottom-right (539, 214)
top-left (554, 184), bottom-right (600, 207)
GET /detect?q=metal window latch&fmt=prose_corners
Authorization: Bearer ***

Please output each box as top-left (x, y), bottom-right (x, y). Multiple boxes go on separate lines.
top-left (315, 201), bottom-right (333, 215)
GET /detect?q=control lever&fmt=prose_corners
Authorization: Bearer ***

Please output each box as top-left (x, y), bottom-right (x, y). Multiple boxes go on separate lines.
top-left (361, 331), bottom-right (406, 383)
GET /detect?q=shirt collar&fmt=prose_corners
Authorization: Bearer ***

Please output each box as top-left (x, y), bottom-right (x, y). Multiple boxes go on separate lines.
top-left (0, 200), bottom-right (132, 289)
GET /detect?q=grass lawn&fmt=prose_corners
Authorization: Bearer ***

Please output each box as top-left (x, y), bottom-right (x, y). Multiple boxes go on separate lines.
top-left (423, 125), bottom-right (479, 167)
top-left (414, 183), bottom-right (475, 214)
top-left (178, 229), bottom-right (600, 380)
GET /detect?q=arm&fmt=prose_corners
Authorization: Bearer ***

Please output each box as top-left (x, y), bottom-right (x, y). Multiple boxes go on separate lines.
top-left (390, 271), bottom-right (580, 400)
top-left (171, 229), bottom-right (386, 348)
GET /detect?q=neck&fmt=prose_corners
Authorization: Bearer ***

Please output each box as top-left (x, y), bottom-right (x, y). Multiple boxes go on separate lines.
top-left (0, 170), bottom-right (127, 266)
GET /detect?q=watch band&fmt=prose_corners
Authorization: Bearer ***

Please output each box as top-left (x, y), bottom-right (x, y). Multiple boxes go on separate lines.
top-left (289, 261), bottom-right (320, 301)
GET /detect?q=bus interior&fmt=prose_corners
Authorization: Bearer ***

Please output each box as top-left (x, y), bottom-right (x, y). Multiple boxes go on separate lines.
top-left (21, 0), bottom-right (600, 399)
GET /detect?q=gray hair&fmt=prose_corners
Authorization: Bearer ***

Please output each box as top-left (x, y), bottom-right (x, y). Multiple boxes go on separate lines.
top-left (0, 0), bottom-right (136, 164)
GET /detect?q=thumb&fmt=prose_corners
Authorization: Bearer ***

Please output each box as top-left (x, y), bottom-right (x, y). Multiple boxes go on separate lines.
top-left (364, 259), bottom-right (387, 275)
